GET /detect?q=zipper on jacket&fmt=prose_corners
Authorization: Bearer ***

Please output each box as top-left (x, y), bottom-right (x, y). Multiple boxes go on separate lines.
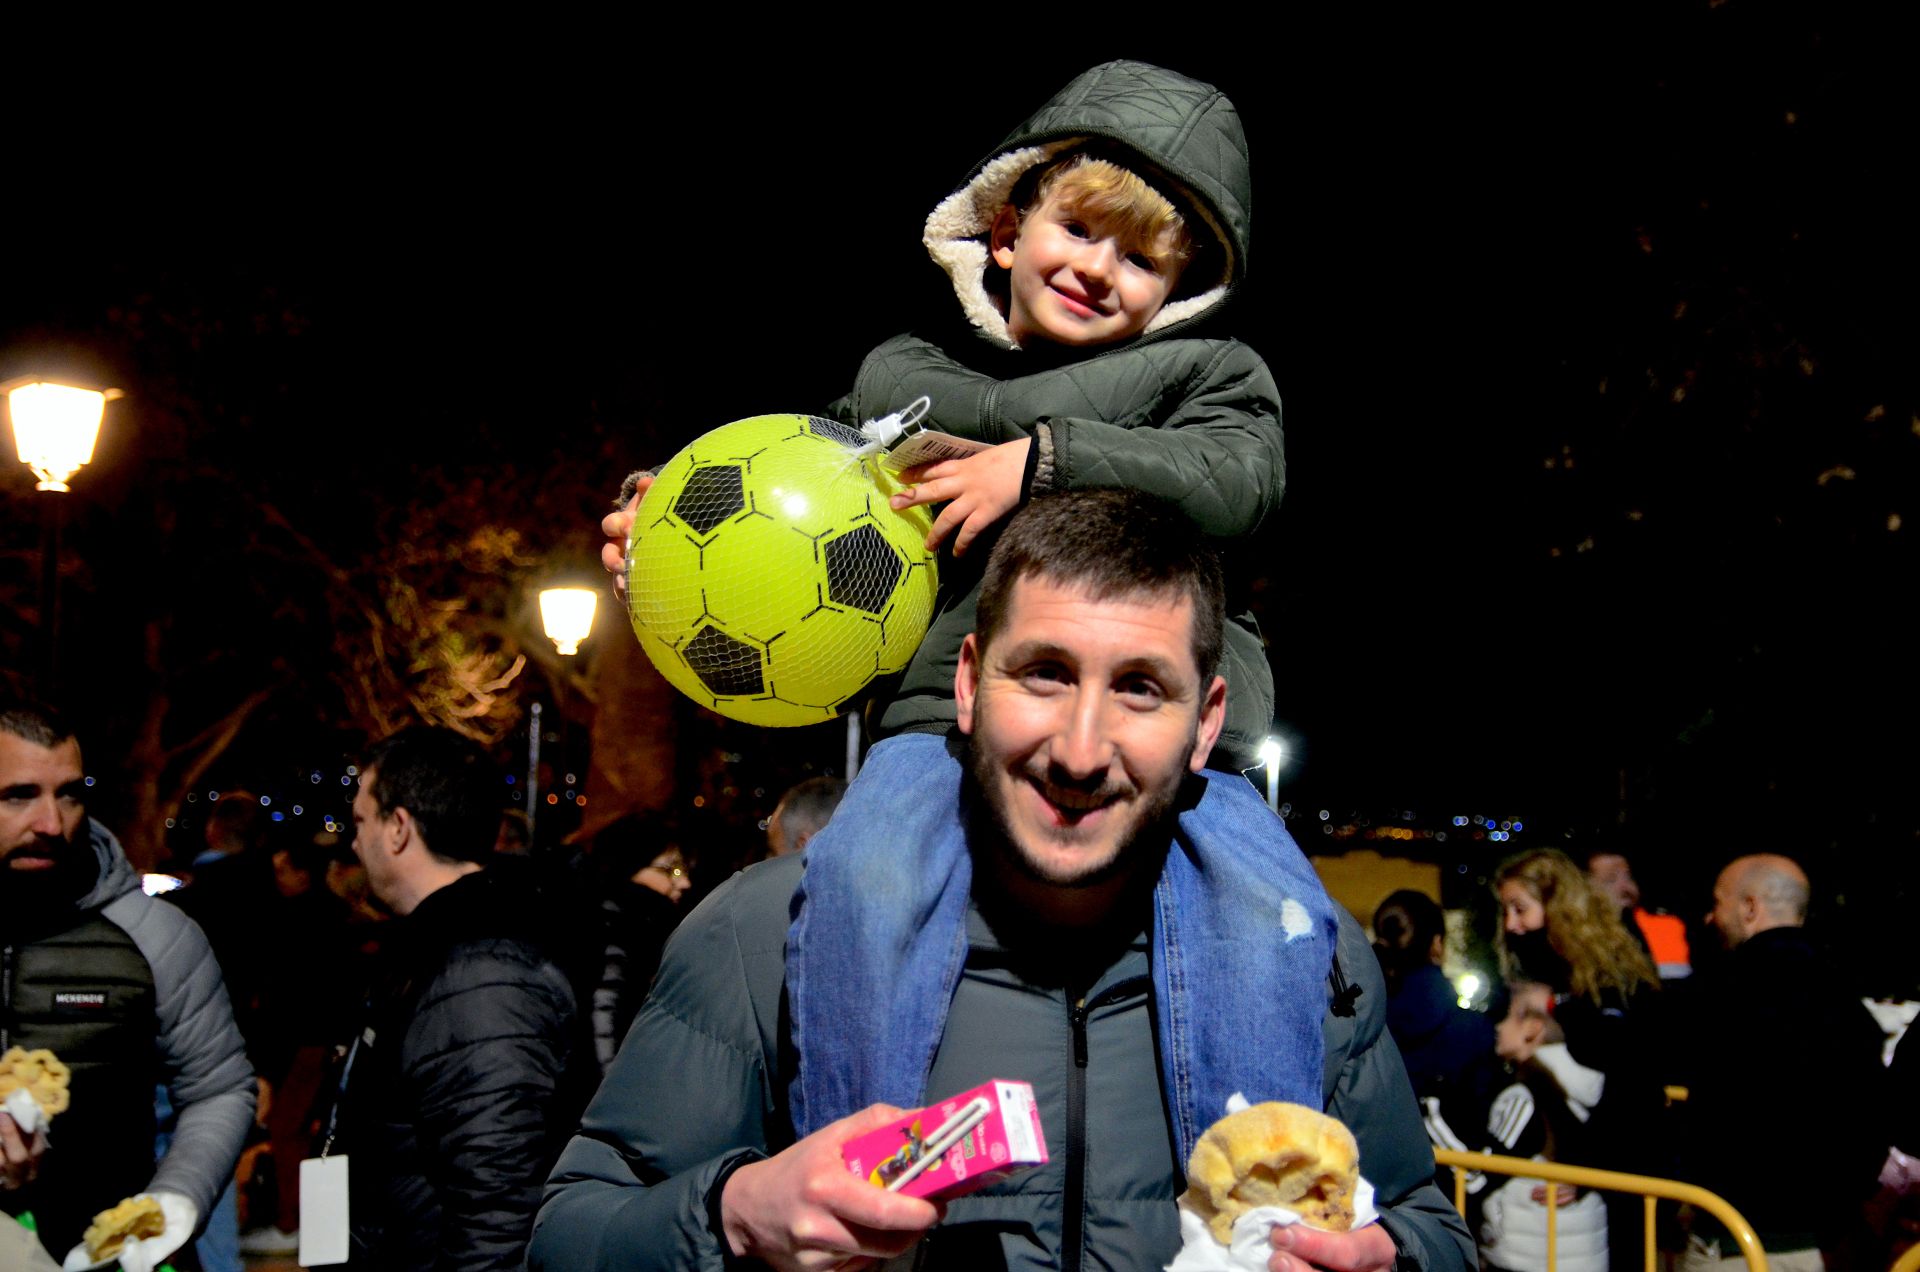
top-left (1064, 974), bottom-right (1150, 1272)
top-left (1065, 993), bottom-right (1089, 1272)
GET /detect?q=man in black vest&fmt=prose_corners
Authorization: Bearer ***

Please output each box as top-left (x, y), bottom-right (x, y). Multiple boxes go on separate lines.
top-left (0, 697), bottom-right (254, 1264)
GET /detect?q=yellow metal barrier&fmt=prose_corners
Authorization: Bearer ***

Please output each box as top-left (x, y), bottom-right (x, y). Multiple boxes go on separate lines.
top-left (1432, 1148), bottom-right (1767, 1272)
top-left (1890, 1242), bottom-right (1920, 1272)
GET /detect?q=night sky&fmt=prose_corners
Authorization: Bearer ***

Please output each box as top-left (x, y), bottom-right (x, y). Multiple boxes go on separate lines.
top-left (3, 15), bottom-right (1914, 967)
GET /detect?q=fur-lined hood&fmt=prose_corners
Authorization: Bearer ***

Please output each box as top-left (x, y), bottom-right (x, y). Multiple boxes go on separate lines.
top-left (923, 60), bottom-right (1252, 351)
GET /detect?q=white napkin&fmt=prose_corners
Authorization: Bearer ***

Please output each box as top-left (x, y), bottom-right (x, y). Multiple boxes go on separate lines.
top-left (1165, 1179), bottom-right (1379, 1272)
top-left (62, 1191), bottom-right (197, 1272)
top-left (3, 1086), bottom-right (45, 1136)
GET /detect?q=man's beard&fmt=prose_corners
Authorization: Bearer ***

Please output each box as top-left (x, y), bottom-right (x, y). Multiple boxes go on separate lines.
top-left (966, 741), bottom-right (1189, 894)
top-left (1, 832), bottom-right (96, 913)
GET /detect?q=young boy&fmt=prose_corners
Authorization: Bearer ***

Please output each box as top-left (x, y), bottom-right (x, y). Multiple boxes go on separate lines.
top-left (604, 59), bottom-right (1283, 769)
top-left (1465, 984), bottom-right (1610, 1272)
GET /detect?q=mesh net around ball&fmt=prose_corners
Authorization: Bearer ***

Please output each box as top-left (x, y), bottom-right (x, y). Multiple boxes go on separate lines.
top-left (626, 414), bottom-right (937, 726)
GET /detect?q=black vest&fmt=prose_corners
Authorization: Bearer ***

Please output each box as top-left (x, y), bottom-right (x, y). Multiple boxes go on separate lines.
top-left (4, 910), bottom-right (161, 1256)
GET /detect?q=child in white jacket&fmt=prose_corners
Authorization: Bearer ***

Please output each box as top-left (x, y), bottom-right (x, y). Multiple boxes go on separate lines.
top-left (1478, 983), bottom-right (1610, 1272)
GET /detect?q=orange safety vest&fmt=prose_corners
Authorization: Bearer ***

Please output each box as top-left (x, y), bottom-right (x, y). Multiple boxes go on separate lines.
top-left (1633, 907), bottom-right (1691, 979)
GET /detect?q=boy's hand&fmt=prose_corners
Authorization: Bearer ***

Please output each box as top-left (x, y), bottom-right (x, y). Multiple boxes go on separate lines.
top-left (600, 473), bottom-right (654, 599)
top-left (1268, 1221), bottom-right (1397, 1272)
top-left (719, 1103), bottom-right (943, 1270)
top-left (890, 438), bottom-right (1031, 558)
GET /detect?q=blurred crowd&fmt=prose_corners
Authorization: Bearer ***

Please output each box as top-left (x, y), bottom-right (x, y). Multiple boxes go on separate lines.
top-left (0, 696), bottom-right (845, 1271)
top-left (8, 687), bottom-right (1913, 1272)
top-left (1374, 846), bottom-right (1916, 1272)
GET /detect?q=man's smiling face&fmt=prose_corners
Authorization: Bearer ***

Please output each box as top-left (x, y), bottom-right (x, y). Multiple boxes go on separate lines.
top-left (1, 731), bottom-right (87, 877)
top-left (955, 574), bottom-right (1225, 891)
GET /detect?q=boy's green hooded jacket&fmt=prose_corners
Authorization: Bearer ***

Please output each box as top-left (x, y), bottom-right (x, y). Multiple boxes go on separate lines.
top-left (836, 60), bottom-right (1283, 766)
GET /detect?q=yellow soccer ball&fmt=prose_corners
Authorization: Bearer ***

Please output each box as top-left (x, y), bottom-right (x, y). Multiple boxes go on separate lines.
top-left (626, 414), bottom-right (939, 727)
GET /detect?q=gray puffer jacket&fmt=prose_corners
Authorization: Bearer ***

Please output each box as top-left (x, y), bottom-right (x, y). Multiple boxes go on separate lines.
top-left (838, 60), bottom-right (1284, 767)
top-left (530, 852), bottom-right (1474, 1272)
top-left (0, 820), bottom-right (254, 1255)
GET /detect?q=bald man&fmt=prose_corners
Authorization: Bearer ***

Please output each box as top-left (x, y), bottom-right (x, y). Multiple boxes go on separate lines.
top-left (1676, 854), bottom-right (1885, 1272)
top-left (1705, 853), bottom-right (1809, 948)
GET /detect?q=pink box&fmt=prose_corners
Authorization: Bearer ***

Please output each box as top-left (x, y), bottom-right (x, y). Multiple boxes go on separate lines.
top-left (841, 1079), bottom-right (1049, 1200)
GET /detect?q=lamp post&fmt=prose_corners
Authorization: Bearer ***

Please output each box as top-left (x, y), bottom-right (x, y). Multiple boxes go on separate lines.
top-left (529, 587), bottom-right (598, 840)
top-left (1257, 736), bottom-right (1286, 813)
top-left (7, 381), bottom-right (115, 694)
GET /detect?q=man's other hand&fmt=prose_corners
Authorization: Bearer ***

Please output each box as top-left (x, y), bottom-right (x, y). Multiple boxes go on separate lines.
top-left (600, 472), bottom-right (654, 599)
top-left (720, 1104), bottom-right (943, 1271)
top-left (1268, 1220), bottom-right (1397, 1272)
top-left (0, 1112), bottom-right (48, 1190)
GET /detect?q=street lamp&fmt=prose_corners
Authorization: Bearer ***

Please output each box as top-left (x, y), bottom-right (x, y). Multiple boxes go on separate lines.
top-left (7, 380), bottom-right (119, 694)
top-left (1257, 736), bottom-right (1287, 813)
top-left (8, 381), bottom-right (113, 491)
top-left (539, 587), bottom-right (598, 656)
top-left (528, 587), bottom-right (599, 842)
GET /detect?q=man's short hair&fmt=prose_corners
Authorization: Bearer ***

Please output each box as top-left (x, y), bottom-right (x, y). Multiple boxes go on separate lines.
top-left (976, 489), bottom-right (1225, 682)
top-left (363, 727), bottom-right (501, 865)
top-left (0, 696), bottom-right (74, 749)
top-left (774, 776), bottom-right (847, 843)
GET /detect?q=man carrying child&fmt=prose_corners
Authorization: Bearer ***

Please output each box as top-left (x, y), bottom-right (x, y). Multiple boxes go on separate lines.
top-left (574, 63), bottom-right (1464, 1271)
top-left (543, 490), bottom-right (1471, 1270)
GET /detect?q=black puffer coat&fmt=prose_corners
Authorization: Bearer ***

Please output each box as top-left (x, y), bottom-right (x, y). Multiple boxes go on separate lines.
top-left (837, 60), bottom-right (1284, 766)
top-left (335, 869), bottom-right (589, 1272)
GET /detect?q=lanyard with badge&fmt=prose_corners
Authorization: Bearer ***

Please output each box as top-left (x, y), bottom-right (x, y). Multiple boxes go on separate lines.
top-left (298, 1019), bottom-right (371, 1267)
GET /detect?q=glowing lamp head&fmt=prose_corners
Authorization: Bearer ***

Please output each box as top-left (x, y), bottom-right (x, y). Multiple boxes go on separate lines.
top-left (8, 382), bottom-right (109, 492)
top-left (540, 587), bottom-right (598, 656)
top-left (1258, 737), bottom-right (1286, 770)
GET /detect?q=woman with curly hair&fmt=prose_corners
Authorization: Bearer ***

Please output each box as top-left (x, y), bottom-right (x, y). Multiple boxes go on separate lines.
top-left (1494, 849), bottom-right (1658, 1005)
top-left (1493, 848), bottom-right (1665, 1272)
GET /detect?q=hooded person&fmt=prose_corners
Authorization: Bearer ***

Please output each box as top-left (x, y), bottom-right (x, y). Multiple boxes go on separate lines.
top-left (605, 59), bottom-right (1283, 771)
top-left (831, 57), bottom-right (1282, 772)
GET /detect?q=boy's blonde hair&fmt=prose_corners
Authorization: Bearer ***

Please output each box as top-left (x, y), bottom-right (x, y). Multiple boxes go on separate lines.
top-left (1019, 154), bottom-right (1195, 272)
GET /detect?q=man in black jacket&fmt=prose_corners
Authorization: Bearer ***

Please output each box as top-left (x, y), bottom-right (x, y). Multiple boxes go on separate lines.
top-left (1677, 854), bottom-right (1885, 1272)
top-left (335, 726), bottom-right (586, 1271)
